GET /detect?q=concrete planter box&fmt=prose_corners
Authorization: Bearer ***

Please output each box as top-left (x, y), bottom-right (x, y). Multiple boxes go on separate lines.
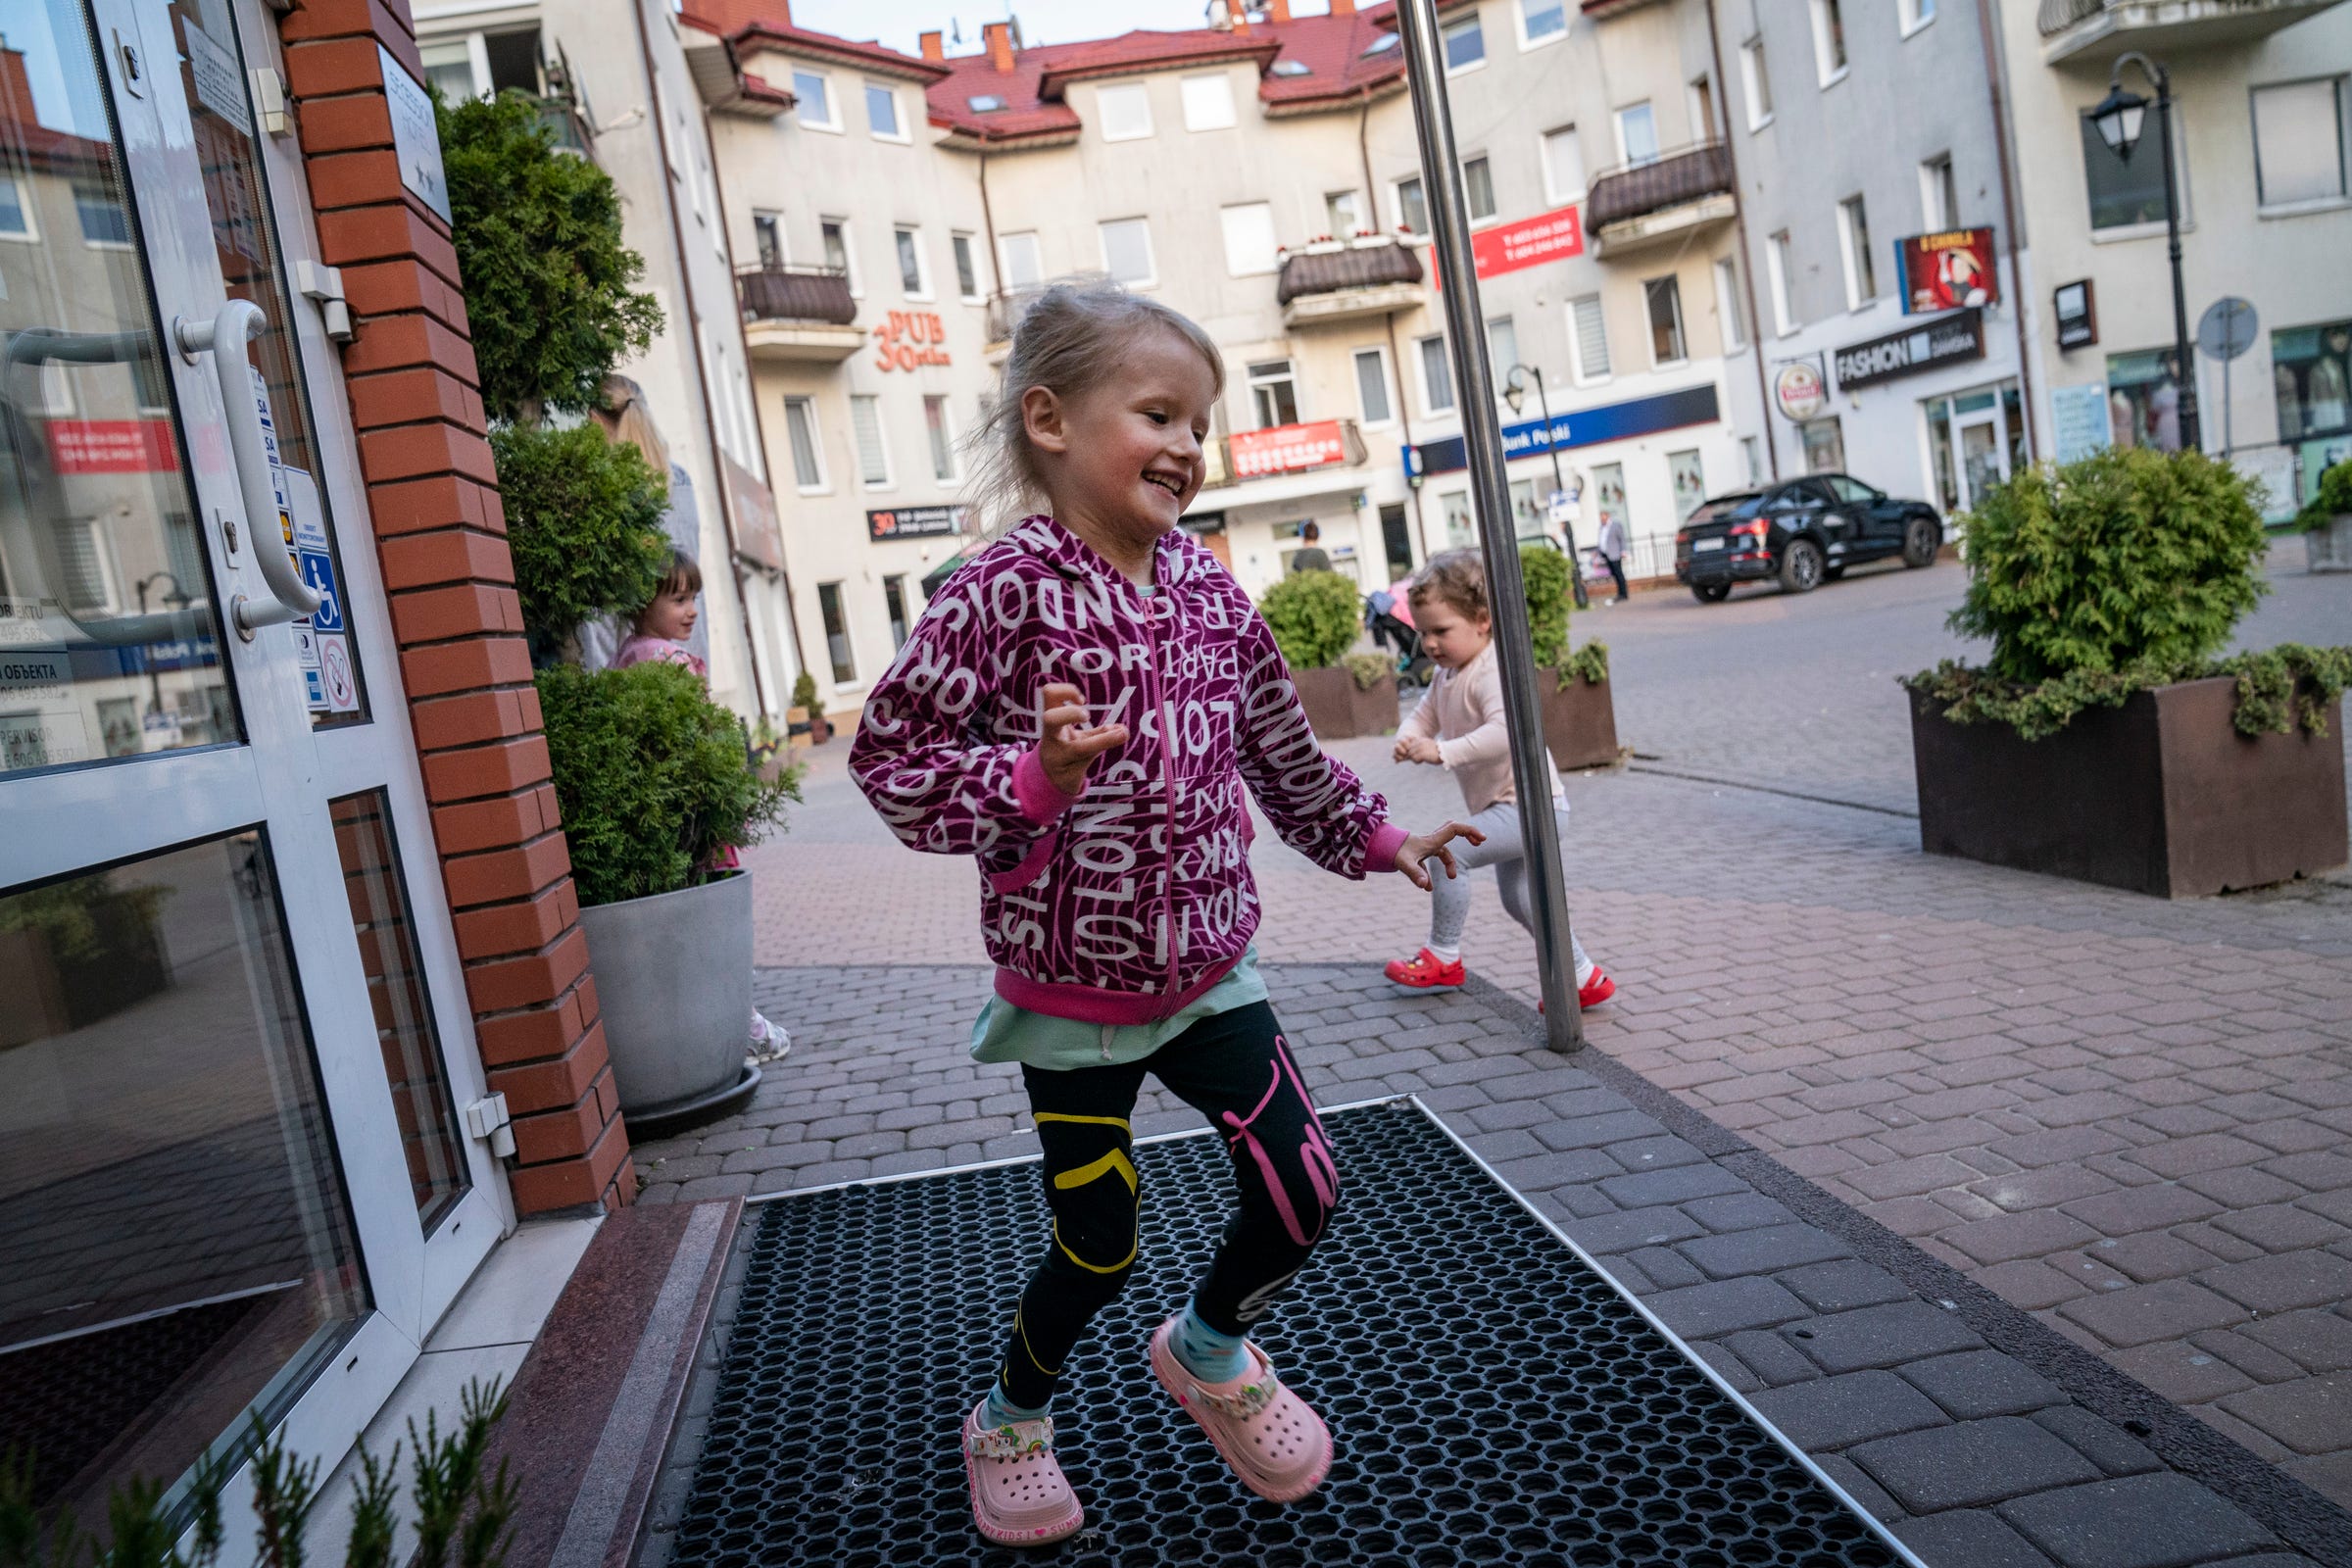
top-left (1540, 672), bottom-right (1621, 772)
top-left (1909, 677), bottom-right (2348, 898)
top-left (1294, 666), bottom-right (1399, 740)
top-left (2307, 514), bottom-right (2352, 573)
top-left (577, 869), bottom-right (758, 1128)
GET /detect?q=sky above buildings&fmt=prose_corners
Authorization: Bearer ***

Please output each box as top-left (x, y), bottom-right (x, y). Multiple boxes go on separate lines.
top-left (791, 0), bottom-right (1339, 54)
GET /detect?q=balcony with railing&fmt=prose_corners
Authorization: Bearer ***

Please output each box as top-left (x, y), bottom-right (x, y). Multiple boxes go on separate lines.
top-left (1276, 238), bottom-right (1428, 328)
top-left (1586, 141), bottom-right (1737, 257)
top-left (2035, 0), bottom-right (2344, 63)
top-left (737, 266), bottom-right (863, 362)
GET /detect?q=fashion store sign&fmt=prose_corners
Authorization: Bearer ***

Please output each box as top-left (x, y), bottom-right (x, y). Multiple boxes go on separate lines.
top-left (1229, 419), bottom-right (1349, 479)
top-left (873, 312), bottom-right (952, 372)
top-left (1833, 308), bottom-right (1985, 391)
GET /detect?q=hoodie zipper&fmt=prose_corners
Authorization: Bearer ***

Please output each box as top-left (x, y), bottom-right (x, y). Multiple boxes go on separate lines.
top-left (1141, 584), bottom-right (1184, 1016)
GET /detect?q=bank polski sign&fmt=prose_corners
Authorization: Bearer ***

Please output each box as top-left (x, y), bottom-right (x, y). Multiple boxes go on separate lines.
top-left (1405, 384), bottom-right (1721, 478)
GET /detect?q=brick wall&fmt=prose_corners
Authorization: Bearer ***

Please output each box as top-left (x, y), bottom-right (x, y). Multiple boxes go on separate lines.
top-left (278, 0), bottom-right (634, 1213)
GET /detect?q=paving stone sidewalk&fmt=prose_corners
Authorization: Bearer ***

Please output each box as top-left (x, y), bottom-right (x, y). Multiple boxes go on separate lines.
top-left (635, 963), bottom-right (2348, 1568)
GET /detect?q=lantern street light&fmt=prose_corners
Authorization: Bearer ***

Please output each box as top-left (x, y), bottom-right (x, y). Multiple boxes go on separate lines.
top-left (1501, 364), bottom-right (1589, 610)
top-left (2089, 52), bottom-right (2200, 453)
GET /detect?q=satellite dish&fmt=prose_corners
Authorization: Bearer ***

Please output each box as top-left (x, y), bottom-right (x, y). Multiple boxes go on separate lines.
top-left (2197, 297), bottom-right (2257, 362)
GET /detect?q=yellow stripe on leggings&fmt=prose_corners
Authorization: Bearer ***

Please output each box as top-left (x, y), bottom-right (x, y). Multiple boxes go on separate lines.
top-left (1053, 1149), bottom-right (1138, 1195)
top-left (1033, 1111), bottom-right (1132, 1132)
top-left (1053, 1219), bottom-right (1137, 1275)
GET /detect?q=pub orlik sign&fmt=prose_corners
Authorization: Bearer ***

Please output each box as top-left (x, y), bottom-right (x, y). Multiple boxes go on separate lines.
top-left (873, 311), bottom-right (951, 372)
top-left (867, 504), bottom-right (966, 541)
top-left (1833, 307), bottom-right (1986, 392)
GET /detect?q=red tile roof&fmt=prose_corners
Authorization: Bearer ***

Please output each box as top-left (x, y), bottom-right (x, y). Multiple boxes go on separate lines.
top-left (680, 1), bottom-right (951, 84)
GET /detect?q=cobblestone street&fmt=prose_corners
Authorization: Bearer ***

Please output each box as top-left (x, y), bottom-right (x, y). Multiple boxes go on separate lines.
top-left (648, 549), bottom-right (2352, 1561)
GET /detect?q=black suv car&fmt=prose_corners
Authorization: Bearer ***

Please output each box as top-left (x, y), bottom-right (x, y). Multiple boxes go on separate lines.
top-left (1674, 474), bottom-right (1942, 603)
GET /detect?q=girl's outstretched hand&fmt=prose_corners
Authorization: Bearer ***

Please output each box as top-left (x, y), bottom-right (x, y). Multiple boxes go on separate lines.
top-left (1038, 681), bottom-right (1129, 797)
top-left (1394, 820), bottom-right (1486, 891)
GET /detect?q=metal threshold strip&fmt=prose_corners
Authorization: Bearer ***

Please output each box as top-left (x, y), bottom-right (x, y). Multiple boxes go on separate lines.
top-left (673, 1099), bottom-right (1927, 1566)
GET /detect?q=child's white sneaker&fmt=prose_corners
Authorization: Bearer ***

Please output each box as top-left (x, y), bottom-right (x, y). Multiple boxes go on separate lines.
top-left (747, 1011), bottom-right (792, 1062)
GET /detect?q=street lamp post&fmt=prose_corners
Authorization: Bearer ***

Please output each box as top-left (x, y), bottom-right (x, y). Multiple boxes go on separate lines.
top-left (1395, 0), bottom-right (1585, 1050)
top-left (1502, 364), bottom-right (1589, 611)
top-left (2090, 52), bottom-right (2200, 453)
top-left (132, 571), bottom-right (189, 721)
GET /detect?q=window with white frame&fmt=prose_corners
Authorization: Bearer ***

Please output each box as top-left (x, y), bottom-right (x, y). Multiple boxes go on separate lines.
top-left (822, 218), bottom-right (858, 293)
top-left (1690, 74), bottom-right (1717, 141)
top-left (895, 225), bottom-right (929, 297)
top-left (1249, 360), bottom-right (1300, 428)
top-left (1740, 38), bottom-right (1773, 128)
top-left (1100, 218), bottom-right (1155, 285)
top-left (1542, 126), bottom-right (1586, 204)
top-left (924, 394), bottom-right (956, 482)
top-left (1417, 334), bottom-right (1456, 414)
top-left (1520, 0), bottom-right (1567, 45)
top-left (794, 70), bottom-right (837, 129)
top-left (865, 82), bottom-right (905, 140)
top-left (1920, 153), bottom-right (1960, 229)
top-left (1487, 316), bottom-right (1519, 382)
top-left (753, 210), bottom-right (783, 268)
top-left (953, 232), bottom-right (982, 299)
top-left (1741, 435), bottom-right (1764, 486)
top-left (1645, 276), bottom-right (1687, 366)
top-left (1181, 72), bottom-right (1236, 131)
top-left (2252, 78), bottom-right (2348, 208)
top-left (1900, 0), bottom-right (1935, 33)
top-left (0, 174), bottom-right (35, 240)
top-left (1353, 346), bottom-right (1394, 425)
top-left (1569, 294), bottom-right (1610, 381)
top-left (1615, 103), bottom-right (1659, 169)
top-left (1838, 195), bottom-right (1876, 307)
top-left (1394, 174), bottom-right (1430, 235)
top-left (817, 582), bottom-right (856, 683)
top-left (1444, 15), bottom-right (1485, 72)
top-left (1463, 155), bottom-right (1497, 221)
top-left (1767, 230), bottom-right (1796, 334)
top-left (74, 181), bottom-right (130, 246)
top-left (1001, 230), bottom-right (1043, 288)
top-left (55, 517), bottom-right (119, 613)
top-left (2080, 104), bottom-right (2191, 230)
top-left (1714, 258), bottom-right (1745, 350)
top-left (1326, 189), bottom-right (1363, 235)
top-left (1811, 0), bottom-right (1847, 86)
top-left (1097, 82), bottom-right (1153, 141)
top-left (1220, 202), bottom-right (1279, 276)
top-left (783, 397), bottom-right (826, 490)
top-left (851, 394), bottom-right (891, 487)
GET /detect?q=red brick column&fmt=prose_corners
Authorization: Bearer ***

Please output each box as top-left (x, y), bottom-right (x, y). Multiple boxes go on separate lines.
top-left (278, 0), bottom-right (633, 1213)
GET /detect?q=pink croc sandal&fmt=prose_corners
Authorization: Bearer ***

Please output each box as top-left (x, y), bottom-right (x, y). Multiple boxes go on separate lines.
top-left (962, 1401), bottom-right (1084, 1547)
top-left (1149, 1315), bottom-right (1333, 1503)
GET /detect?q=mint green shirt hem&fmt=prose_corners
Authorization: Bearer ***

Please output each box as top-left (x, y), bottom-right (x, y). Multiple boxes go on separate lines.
top-left (969, 947), bottom-right (1270, 1072)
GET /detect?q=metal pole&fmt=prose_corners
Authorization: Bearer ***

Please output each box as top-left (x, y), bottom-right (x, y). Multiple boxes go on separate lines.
top-left (1532, 370), bottom-right (1589, 610)
top-left (2152, 66), bottom-right (2200, 453)
top-left (1395, 0), bottom-right (1583, 1051)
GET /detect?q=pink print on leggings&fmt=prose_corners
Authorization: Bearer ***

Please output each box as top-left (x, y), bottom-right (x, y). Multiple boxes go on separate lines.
top-left (1221, 1037), bottom-right (1340, 1249)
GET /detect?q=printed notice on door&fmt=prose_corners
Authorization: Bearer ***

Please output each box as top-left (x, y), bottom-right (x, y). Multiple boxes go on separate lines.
top-left (379, 44), bottom-right (453, 223)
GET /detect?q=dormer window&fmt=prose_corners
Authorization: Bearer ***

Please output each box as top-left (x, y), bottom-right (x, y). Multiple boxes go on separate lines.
top-left (1271, 59), bottom-right (1311, 76)
top-left (968, 93), bottom-right (1007, 113)
top-left (1364, 32), bottom-right (1400, 55)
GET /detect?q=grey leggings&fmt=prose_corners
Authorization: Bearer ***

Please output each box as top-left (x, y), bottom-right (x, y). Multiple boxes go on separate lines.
top-left (1431, 798), bottom-right (1594, 979)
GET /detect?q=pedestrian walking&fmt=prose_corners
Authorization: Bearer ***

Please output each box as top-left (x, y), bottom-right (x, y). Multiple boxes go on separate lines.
top-left (850, 281), bottom-right (1478, 1549)
top-left (613, 550), bottom-right (793, 1063)
top-left (1382, 552), bottom-right (1616, 1011)
top-left (1287, 519), bottom-right (1333, 573)
top-left (1597, 511), bottom-right (1631, 604)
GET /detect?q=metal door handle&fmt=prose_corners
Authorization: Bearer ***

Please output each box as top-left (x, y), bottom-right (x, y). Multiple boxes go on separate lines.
top-left (175, 301), bottom-right (322, 633)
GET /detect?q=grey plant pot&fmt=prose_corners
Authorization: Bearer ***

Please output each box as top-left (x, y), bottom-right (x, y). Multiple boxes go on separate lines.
top-left (577, 869), bottom-right (753, 1116)
top-left (2306, 514), bottom-right (2352, 573)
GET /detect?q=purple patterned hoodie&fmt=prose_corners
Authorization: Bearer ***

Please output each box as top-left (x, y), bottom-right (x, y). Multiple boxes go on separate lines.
top-left (852, 514), bottom-right (1406, 1025)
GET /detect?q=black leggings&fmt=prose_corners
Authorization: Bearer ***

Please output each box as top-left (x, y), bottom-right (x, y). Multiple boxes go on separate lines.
top-left (997, 1003), bottom-right (1342, 1411)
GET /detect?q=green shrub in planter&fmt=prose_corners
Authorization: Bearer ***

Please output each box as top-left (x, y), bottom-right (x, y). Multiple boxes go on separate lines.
top-left (791, 668), bottom-right (820, 713)
top-left (492, 422), bottom-right (670, 662)
top-left (2300, 460), bottom-right (2352, 531)
top-left (537, 662), bottom-right (798, 907)
top-left (1910, 447), bottom-right (2349, 739)
top-left (1258, 568), bottom-right (1359, 670)
top-left (1342, 652), bottom-right (1393, 690)
top-left (1516, 542), bottom-right (1609, 687)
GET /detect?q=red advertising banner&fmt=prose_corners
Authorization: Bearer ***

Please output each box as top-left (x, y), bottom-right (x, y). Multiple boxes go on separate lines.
top-left (1229, 419), bottom-right (1348, 479)
top-left (1896, 226), bottom-right (1999, 316)
top-left (1470, 206), bottom-right (1585, 280)
top-left (46, 419), bottom-right (179, 474)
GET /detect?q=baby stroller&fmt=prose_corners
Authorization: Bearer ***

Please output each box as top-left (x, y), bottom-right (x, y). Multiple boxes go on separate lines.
top-left (1364, 584), bottom-right (1434, 688)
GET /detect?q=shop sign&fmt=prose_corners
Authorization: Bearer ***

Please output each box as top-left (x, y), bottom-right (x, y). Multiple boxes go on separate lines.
top-left (867, 504), bottom-right (966, 541)
top-left (1468, 206), bottom-right (1585, 280)
top-left (2054, 279), bottom-right (2097, 351)
top-left (45, 419), bottom-right (178, 473)
top-left (2050, 383), bottom-right (2113, 465)
top-left (1894, 226), bottom-right (1998, 316)
top-left (1406, 383), bottom-right (1720, 478)
top-left (724, 455), bottom-right (785, 571)
top-left (1833, 308), bottom-right (1985, 391)
top-left (1775, 363), bottom-right (1827, 421)
top-left (873, 311), bottom-right (952, 372)
top-left (379, 44), bottom-right (452, 223)
top-left (1230, 419), bottom-right (1349, 479)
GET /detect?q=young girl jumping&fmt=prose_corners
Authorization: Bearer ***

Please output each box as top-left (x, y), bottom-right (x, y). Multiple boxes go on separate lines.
top-left (850, 282), bottom-right (1476, 1547)
top-left (1383, 551), bottom-right (1616, 1010)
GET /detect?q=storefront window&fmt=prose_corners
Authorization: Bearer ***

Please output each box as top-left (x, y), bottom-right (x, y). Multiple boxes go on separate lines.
top-left (2274, 320), bottom-right (2351, 442)
top-left (1927, 402), bottom-right (1959, 514)
top-left (1590, 464), bottom-right (1628, 543)
top-left (2105, 350), bottom-right (2186, 452)
top-left (1669, 451), bottom-right (1706, 520)
top-left (1801, 417), bottom-right (1846, 473)
top-left (1442, 490), bottom-right (1476, 549)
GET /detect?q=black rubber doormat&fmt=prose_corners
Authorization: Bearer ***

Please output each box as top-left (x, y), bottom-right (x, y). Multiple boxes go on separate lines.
top-left (667, 1099), bottom-right (1914, 1567)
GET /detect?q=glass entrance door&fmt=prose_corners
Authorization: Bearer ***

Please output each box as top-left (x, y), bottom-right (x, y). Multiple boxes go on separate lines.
top-left (2, 0), bottom-right (503, 1528)
top-left (1925, 381), bottom-right (2020, 516)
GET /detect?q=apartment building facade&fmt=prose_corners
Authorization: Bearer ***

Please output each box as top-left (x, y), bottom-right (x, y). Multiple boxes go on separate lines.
top-left (685, 0), bottom-right (1755, 712)
top-left (414, 0), bottom-right (800, 720)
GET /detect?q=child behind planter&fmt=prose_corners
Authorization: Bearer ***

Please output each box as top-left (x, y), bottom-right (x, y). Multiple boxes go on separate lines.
top-left (1384, 551), bottom-right (1615, 1009)
top-left (614, 551), bottom-right (792, 1062)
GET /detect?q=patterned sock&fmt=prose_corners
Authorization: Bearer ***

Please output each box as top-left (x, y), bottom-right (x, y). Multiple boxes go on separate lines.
top-left (1169, 1303), bottom-right (1250, 1383)
top-left (981, 1383), bottom-right (1050, 1429)
top-left (1427, 944), bottom-right (1460, 964)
